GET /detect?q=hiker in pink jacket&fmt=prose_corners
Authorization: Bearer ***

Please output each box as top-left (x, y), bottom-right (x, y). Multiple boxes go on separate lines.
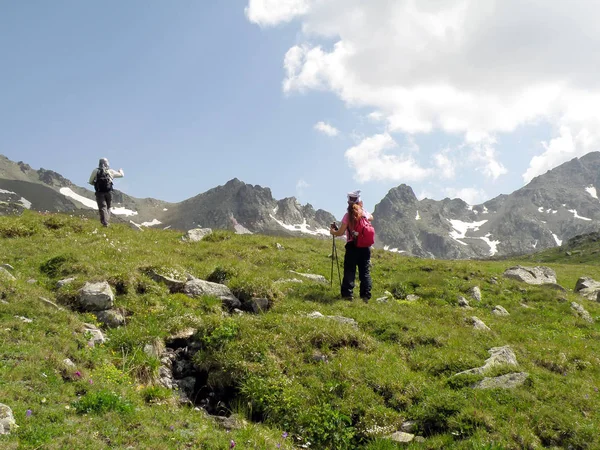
top-left (330, 190), bottom-right (373, 302)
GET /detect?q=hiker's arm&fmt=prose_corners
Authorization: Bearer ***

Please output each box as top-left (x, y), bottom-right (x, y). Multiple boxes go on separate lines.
top-left (88, 169), bottom-right (97, 185)
top-left (330, 222), bottom-right (347, 237)
top-left (110, 169), bottom-right (125, 179)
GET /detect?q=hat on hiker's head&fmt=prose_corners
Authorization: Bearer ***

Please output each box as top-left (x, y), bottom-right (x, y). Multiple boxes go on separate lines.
top-left (347, 190), bottom-right (361, 204)
top-left (99, 158), bottom-right (109, 169)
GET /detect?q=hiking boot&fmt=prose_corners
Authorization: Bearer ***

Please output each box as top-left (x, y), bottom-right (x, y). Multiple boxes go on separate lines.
top-left (341, 295), bottom-right (353, 301)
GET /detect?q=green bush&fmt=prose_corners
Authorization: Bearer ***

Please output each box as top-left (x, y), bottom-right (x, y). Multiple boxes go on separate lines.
top-left (73, 389), bottom-right (134, 414)
top-left (40, 254), bottom-right (79, 278)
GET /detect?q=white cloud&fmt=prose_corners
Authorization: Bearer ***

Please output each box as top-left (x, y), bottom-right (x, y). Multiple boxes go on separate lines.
top-left (345, 133), bottom-right (432, 182)
top-left (443, 187), bottom-right (488, 205)
top-left (249, 0), bottom-right (600, 185)
top-left (296, 178), bottom-right (309, 196)
top-left (245, 0), bottom-right (309, 27)
top-left (433, 149), bottom-right (455, 180)
top-left (314, 121), bottom-right (339, 136)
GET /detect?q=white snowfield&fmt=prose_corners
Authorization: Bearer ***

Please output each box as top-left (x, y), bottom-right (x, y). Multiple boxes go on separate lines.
top-left (270, 215), bottom-right (330, 237)
top-left (568, 209), bottom-right (592, 221)
top-left (447, 219), bottom-right (500, 255)
top-left (552, 233), bottom-right (562, 246)
top-left (383, 245), bottom-right (405, 254)
top-left (60, 187), bottom-right (138, 216)
top-left (586, 186), bottom-right (598, 199)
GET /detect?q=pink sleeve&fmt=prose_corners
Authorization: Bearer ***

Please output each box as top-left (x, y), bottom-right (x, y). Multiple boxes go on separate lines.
top-left (341, 213), bottom-right (349, 225)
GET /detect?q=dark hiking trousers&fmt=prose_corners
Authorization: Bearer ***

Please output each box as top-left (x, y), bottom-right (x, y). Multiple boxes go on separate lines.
top-left (341, 243), bottom-right (372, 300)
top-left (95, 191), bottom-right (112, 226)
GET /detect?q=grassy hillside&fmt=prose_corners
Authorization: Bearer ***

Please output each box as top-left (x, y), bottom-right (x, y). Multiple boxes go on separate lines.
top-left (1, 211), bottom-right (600, 449)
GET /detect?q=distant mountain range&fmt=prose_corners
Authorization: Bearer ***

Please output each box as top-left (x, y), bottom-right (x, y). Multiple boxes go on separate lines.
top-left (3, 153), bottom-right (600, 259)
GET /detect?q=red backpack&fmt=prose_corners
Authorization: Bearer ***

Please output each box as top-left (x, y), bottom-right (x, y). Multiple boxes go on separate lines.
top-left (350, 216), bottom-right (375, 248)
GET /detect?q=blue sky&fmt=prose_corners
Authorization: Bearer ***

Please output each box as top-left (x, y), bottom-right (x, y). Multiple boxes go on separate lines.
top-left (2, 1), bottom-right (599, 219)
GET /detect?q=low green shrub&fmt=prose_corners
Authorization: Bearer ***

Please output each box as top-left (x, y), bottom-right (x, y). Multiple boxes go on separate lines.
top-left (73, 389), bottom-right (134, 414)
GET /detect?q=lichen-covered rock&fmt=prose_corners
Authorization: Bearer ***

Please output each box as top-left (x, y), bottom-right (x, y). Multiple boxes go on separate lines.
top-left (0, 403), bottom-right (17, 435)
top-left (184, 228), bottom-right (213, 242)
top-left (95, 309), bottom-right (125, 328)
top-left (503, 266), bottom-right (557, 285)
top-left (79, 281), bottom-right (114, 311)
top-left (574, 277), bottom-right (600, 301)
top-left (474, 372), bottom-right (529, 389)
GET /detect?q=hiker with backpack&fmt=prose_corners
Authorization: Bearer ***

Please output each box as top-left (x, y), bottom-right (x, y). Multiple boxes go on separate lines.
top-left (329, 190), bottom-right (375, 302)
top-left (88, 158), bottom-right (124, 227)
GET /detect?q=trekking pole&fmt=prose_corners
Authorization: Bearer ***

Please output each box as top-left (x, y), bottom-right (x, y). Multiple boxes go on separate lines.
top-left (331, 234), bottom-right (335, 288)
top-left (333, 236), bottom-right (341, 288)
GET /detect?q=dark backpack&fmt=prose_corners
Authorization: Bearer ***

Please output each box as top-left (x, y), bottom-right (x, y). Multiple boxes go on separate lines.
top-left (350, 216), bottom-right (375, 248)
top-left (94, 168), bottom-right (113, 193)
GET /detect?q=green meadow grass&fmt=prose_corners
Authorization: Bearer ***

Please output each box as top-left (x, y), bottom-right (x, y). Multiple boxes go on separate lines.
top-left (1, 211), bottom-right (599, 449)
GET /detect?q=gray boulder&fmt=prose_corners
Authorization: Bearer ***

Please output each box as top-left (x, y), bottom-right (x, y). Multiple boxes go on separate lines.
top-left (183, 279), bottom-right (241, 309)
top-left (78, 281), bottom-right (114, 311)
top-left (56, 277), bottom-right (76, 289)
top-left (503, 266), bottom-right (557, 285)
top-left (571, 302), bottom-right (594, 323)
top-left (469, 286), bottom-right (482, 302)
top-left (574, 277), bottom-right (600, 301)
top-left (0, 403), bottom-right (16, 435)
top-left (474, 372), bottom-right (529, 389)
top-left (146, 268), bottom-right (186, 293)
top-left (388, 431), bottom-right (415, 443)
top-left (83, 323), bottom-right (106, 346)
top-left (458, 296), bottom-right (472, 309)
top-left (467, 316), bottom-right (490, 331)
top-left (184, 228), bottom-right (213, 242)
top-left (457, 346), bottom-right (518, 375)
top-left (492, 305), bottom-right (510, 316)
top-left (95, 309), bottom-right (125, 328)
top-left (0, 267), bottom-right (15, 281)
top-left (290, 270), bottom-right (328, 284)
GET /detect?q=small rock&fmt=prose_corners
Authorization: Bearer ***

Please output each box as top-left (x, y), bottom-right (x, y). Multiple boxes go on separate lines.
top-left (78, 281), bottom-right (114, 312)
top-left (405, 294), bottom-right (420, 301)
top-left (456, 345), bottom-right (518, 376)
top-left (376, 296), bottom-right (389, 303)
top-left (457, 296), bottom-right (471, 308)
top-left (492, 305), bottom-right (510, 316)
top-left (62, 358), bottom-right (76, 368)
top-left (27, 279), bottom-right (37, 284)
top-left (39, 296), bottom-right (64, 310)
top-left (0, 267), bottom-right (16, 281)
top-left (489, 277), bottom-right (498, 285)
top-left (474, 372), bottom-right (529, 389)
top-left (400, 420), bottom-right (417, 433)
top-left (0, 403), bottom-right (17, 435)
top-left (469, 286), bottom-right (482, 302)
top-left (83, 323), bottom-right (106, 346)
top-left (56, 277), bottom-right (76, 289)
top-left (14, 315), bottom-right (32, 323)
top-left (184, 228), bottom-right (212, 242)
top-left (212, 414), bottom-right (247, 430)
top-left (1, 264), bottom-right (14, 272)
top-left (289, 270), bottom-right (328, 284)
top-left (95, 309), bottom-right (126, 328)
top-left (571, 302), bottom-right (594, 323)
top-left (468, 316), bottom-right (490, 331)
top-left (276, 243), bottom-right (284, 250)
top-left (388, 431), bottom-right (415, 443)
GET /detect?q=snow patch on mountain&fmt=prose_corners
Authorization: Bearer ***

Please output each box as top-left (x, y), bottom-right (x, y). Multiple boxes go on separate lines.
top-left (586, 186), bottom-right (598, 199)
top-left (552, 233), bottom-right (562, 246)
top-left (448, 219), bottom-right (488, 245)
top-left (111, 206), bottom-right (138, 217)
top-left (480, 234), bottom-right (500, 256)
top-left (59, 187), bottom-right (96, 209)
top-left (568, 209), bottom-right (592, 221)
top-left (141, 219), bottom-right (161, 227)
top-left (415, 211), bottom-right (420, 220)
top-left (384, 245), bottom-right (405, 254)
top-left (270, 215), bottom-right (329, 236)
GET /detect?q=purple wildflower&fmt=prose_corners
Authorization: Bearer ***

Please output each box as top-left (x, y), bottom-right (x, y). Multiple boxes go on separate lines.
top-left (74, 371), bottom-right (81, 378)
top-left (26, 409), bottom-right (32, 417)
top-left (230, 440), bottom-right (236, 448)
top-left (282, 432), bottom-right (288, 439)
top-left (89, 379), bottom-right (94, 384)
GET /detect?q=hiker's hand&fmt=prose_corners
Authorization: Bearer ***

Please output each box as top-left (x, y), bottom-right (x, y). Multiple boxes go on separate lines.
top-left (119, 169), bottom-right (124, 176)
